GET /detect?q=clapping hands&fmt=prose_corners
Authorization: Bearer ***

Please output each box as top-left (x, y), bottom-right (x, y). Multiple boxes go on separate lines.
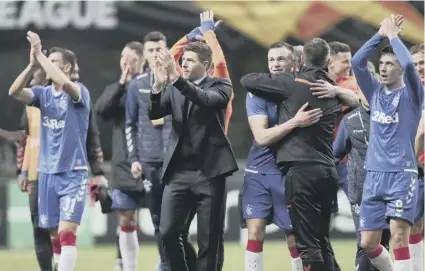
top-left (379, 14), bottom-right (403, 38)
top-left (27, 31), bottom-right (42, 68)
top-left (153, 49), bottom-right (179, 90)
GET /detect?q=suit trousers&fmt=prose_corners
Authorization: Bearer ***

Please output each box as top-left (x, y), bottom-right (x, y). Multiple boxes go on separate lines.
top-left (285, 164), bottom-right (339, 271)
top-left (159, 170), bottom-right (226, 271)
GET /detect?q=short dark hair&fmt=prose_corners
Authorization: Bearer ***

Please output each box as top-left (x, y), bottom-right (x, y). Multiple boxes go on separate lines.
top-left (48, 47), bottom-right (76, 73)
top-left (64, 49), bottom-right (78, 66)
top-left (269, 41), bottom-right (294, 52)
top-left (328, 41), bottom-right (351, 55)
top-left (183, 42), bottom-right (212, 69)
top-left (143, 31), bottom-right (167, 44)
top-left (125, 41), bottom-right (144, 57)
top-left (381, 45), bottom-right (395, 56)
top-left (409, 43), bottom-right (424, 55)
top-left (269, 42), bottom-right (294, 59)
top-left (303, 38), bottom-right (330, 68)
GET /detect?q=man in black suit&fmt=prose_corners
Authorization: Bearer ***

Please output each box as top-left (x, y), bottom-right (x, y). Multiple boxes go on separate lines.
top-left (149, 42), bottom-right (238, 271)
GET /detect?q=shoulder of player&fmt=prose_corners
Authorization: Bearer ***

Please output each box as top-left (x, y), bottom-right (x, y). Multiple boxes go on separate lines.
top-left (208, 77), bottom-right (232, 88)
top-left (343, 108), bottom-right (361, 122)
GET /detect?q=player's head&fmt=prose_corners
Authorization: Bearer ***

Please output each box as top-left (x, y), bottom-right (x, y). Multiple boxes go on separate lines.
top-left (328, 41), bottom-right (352, 79)
top-left (409, 43), bottom-right (424, 84)
top-left (121, 41), bottom-right (144, 76)
top-left (181, 41), bottom-right (212, 82)
top-left (65, 49), bottom-right (79, 82)
top-left (267, 42), bottom-right (295, 74)
top-left (30, 68), bottom-right (47, 87)
top-left (143, 31), bottom-right (167, 69)
top-left (47, 47), bottom-right (75, 78)
top-left (293, 45), bottom-right (303, 72)
top-left (379, 46), bottom-right (403, 88)
top-left (302, 38), bottom-right (330, 69)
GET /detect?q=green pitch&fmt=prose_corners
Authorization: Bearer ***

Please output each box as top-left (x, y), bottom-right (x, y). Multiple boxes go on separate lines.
top-left (0, 240), bottom-right (357, 271)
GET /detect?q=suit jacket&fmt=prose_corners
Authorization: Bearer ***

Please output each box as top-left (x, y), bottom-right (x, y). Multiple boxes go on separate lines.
top-left (149, 76), bottom-right (238, 182)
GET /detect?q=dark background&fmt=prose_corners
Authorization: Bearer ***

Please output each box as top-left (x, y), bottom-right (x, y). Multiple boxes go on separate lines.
top-left (0, 1), bottom-right (423, 170)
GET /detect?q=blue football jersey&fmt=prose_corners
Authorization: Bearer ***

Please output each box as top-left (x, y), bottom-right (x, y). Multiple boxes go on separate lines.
top-left (245, 93), bottom-right (280, 174)
top-left (352, 34), bottom-right (424, 172)
top-left (31, 83), bottom-right (90, 173)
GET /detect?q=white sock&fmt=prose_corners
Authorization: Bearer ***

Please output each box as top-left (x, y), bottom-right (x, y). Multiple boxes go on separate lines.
top-left (395, 259), bottom-right (413, 271)
top-left (54, 253), bottom-right (60, 266)
top-left (369, 245), bottom-right (395, 271)
top-left (58, 246), bottom-right (77, 271)
top-left (288, 247), bottom-right (302, 271)
top-left (245, 251), bottom-right (263, 271)
top-left (409, 236), bottom-right (424, 271)
top-left (394, 247), bottom-right (413, 271)
top-left (119, 226), bottom-right (139, 271)
top-left (291, 257), bottom-right (303, 271)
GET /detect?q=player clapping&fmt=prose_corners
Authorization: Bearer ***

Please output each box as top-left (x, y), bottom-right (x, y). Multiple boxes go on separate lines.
top-left (352, 14), bottom-right (424, 271)
top-left (9, 31), bottom-right (91, 271)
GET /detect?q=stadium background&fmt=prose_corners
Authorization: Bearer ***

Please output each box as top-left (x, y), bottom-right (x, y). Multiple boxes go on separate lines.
top-left (0, 1), bottom-right (423, 270)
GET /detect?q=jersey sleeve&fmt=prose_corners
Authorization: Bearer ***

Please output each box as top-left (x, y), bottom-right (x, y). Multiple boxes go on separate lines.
top-left (72, 82), bottom-right (90, 108)
top-left (30, 86), bottom-right (45, 108)
top-left (389, 37), bottom-right (424, 107)
top-left (351, 33), bottom-right (384, 103)
top-left (170, 36), bottom-right (190, 74)
top-left (333, 119), bottom-right (351, 160)
top-left (246, 93), bottom-right (267, 117)
top-left (125, 80), bottom-right (140, 163)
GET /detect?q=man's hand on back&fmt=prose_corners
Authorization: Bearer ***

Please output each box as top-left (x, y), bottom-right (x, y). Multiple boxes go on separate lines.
top-left (293, 103), bottom-right (323, 128)
top-left (310, 80), bottom-right (338, 99)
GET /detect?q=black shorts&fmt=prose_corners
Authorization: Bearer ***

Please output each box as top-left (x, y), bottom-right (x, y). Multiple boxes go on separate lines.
top-left (285, 164), bottom-right (338, 252)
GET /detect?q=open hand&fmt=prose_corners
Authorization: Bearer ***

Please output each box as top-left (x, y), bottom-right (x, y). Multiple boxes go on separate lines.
top-left (293, 103), bottom-right (323, 128)
top-left (200, 10), bottom-right (222, 34)
top-left (310, 80), bottom-right (337, 99)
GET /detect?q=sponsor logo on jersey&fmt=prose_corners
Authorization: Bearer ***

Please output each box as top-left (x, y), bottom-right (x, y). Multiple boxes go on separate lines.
top-left (371, 111), bottom-right (399, 124)
top-left (42, 116), bottom-right (65, 129)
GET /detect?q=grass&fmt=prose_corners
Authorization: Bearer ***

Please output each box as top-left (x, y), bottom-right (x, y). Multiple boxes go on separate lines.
top-left (0, 240), bottom-right (358, 271)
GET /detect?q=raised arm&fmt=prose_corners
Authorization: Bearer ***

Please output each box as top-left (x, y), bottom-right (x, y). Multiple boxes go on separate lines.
top-left (351, 33), bottom-right (384, 103)
top-left (247, 94), bottom-right (322, 147)
top-left (240, 72), bottom-right (291, 101)
top-left (27, 31), bottom-right (82, 101)
top-left (8, 64), bottom-right (37, 105)
top-left (170, 35), bottom-right (191, 74)
top-left (172, 77), bottom-right (231, 110)
top-left (390, 37), bottom-right (424, 106)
